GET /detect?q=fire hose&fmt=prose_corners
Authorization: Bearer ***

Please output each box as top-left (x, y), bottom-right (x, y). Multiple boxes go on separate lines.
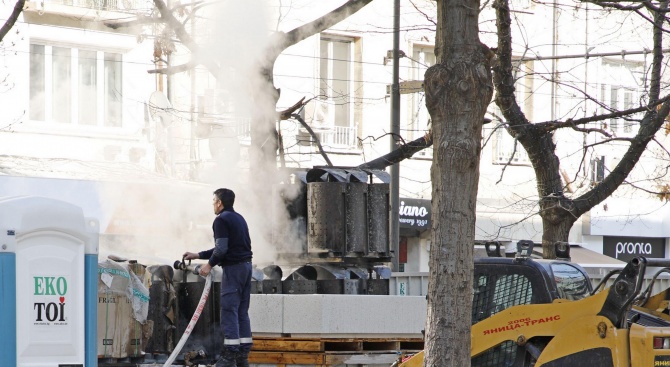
top-left (163, 258), bottom-right (212, 367)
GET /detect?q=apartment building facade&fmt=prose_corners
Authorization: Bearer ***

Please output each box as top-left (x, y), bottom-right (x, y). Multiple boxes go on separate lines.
top-left (1, 0), bottom-right (669, 268)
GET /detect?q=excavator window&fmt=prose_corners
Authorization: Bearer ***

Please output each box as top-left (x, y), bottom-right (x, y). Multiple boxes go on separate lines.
top-left (472, 271), bottom-right (535, 367)
top-left (550, 263), bottom-right (591, 301)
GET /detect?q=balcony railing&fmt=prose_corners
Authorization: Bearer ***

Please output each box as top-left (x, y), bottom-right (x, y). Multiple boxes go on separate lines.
top-left (202, 118), bottom-right (359, 153)
top-left (314, 125), bottom-right (358, 149)
top-left (46, 0), bottom-right (151, 11)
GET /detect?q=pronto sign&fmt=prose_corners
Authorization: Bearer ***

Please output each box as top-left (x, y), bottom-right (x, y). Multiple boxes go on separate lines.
top-left (603, 236), bottom-right (665, 262)
top-left (399, 198), bottom-right (431, 230)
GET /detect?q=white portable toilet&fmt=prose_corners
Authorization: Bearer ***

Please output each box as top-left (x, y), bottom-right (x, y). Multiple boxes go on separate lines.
top-left (0, 196), bottom-right (99, 367)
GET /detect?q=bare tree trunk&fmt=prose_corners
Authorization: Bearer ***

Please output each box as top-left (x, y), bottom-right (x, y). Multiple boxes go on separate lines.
top-left (423, 0), bottom-right (493, 365)
top-left (540, 215), bottom-right (574, 255)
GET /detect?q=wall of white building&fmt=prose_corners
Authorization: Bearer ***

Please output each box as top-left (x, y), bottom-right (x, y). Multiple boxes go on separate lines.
top-left (0, 5), bottom-right (159, 177)
top-left (1, 0), bottom-right (669, 269)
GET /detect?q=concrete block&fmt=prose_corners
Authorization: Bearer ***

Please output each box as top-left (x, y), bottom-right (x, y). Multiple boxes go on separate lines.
top-left (250, 294), bottom-right (284, 333)
top-left (282, 295), bottom-right (426, 337)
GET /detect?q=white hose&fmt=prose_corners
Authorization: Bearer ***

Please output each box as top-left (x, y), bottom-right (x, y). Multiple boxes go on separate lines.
top-left (163, 273), bottom-right (212, 367)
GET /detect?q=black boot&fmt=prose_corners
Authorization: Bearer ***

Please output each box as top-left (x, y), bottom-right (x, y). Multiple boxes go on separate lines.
top-left (235, 350), bottom-right (250, 367)
top-left (215, 348), bottom-right (237, 367)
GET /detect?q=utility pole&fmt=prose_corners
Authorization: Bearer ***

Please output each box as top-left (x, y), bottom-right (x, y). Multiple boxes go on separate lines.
top-left (390, 0), bottom-right (401, 272)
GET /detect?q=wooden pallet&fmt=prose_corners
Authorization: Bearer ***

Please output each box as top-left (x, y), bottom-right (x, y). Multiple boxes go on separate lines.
top-left (250, 336), bottom-right (424, 366)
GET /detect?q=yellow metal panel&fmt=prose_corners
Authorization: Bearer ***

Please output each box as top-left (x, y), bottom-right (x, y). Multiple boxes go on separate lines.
top-left (534, 316), bottom-right (627, 366)
top-left (398, 350), bottom-right (424, 367)
top-left (629, 322), bottom-right (670, 367)
top-left (471, 290), bottom-right (609, 357)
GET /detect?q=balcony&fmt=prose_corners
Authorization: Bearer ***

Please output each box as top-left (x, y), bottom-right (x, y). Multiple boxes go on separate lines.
top-left (226, 120), bottom-right (358, 151)
top-left (313, 125), bottom-right (358, 149)
top-left (28, 0), bottom-right (151, 15)
top-left (294, 124), bottom-right (359, 150)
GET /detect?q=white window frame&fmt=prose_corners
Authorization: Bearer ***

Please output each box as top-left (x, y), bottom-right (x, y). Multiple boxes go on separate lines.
top-left (316, 34), bottom-right (354, 128)
top-left (29, 43), bottom-right (123, 128)
top-left (489, 59), bottom-right (533, 166)
top-left (492, 125), bottom-right (530, 165)
top-left (408, 44), bottom-right (435, 142)
top-left (599, 58), bottom-right (644, 136)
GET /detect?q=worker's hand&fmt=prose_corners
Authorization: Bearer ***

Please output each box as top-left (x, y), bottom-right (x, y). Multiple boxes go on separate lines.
top-left (199, 263), bottom-right (212, 277)
top-left (183, 252), bottom-right (199, 260)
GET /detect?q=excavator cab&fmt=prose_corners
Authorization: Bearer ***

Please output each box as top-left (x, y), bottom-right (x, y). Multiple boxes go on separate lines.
top-left (469, 255), bottom-right (670, 367)
top-left (471, 245), bottom-right (592, 367)
top-left (397, 241), bottom-right (596, 367)
top-left (398, 241), bottom-right (670, 367)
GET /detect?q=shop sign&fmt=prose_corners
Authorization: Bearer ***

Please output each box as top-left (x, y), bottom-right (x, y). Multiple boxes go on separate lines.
top-left (399, 198), bottom-right (431, 230)
top-left (32, 276), bottom-right (69, 326)
top-left (603, 236), bottom-right (665, 262)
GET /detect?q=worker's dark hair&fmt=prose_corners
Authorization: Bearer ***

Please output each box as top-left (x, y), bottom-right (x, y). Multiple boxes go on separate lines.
top-left (214, 188), bottom-right (235, 208)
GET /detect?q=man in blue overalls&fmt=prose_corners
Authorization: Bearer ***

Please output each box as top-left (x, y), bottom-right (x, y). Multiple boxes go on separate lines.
top-left (184, 188), bottom-right (253, 367)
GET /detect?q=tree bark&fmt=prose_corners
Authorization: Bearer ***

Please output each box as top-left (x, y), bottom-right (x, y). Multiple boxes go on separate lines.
top-left (423, 0), bottom-right (493, 366)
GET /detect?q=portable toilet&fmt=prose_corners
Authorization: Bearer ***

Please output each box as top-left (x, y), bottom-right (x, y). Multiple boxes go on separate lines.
top-left (0, 196), bottom-right (99, 367)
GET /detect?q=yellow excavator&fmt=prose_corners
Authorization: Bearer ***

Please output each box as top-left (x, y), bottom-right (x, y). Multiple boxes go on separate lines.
top-left (397, 241), bottom-right (670, 367)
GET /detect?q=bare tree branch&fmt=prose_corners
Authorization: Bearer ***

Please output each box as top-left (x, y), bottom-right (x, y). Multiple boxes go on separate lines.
top-left (267, 0), bottom-right (374, 60)
top-left (151, 0), bottom-right (220, 76)
top-left (0, 0), bottom-right (25, 43)
top-left (409, 0), bottom-right (437, 26)
top-left (148, 60), bottom-right (198, 74)
top-left (279, 97), bottom-right (305, 120)
top-left (495, 137), bottom-right (520, 184)
top-left (567, 121), bottom-right (613, 138)
top-left (583, 0), bottom-right (644, 11)
top-left (357, 132), bottom-right (432, 170)
top-left (291, 114), bottom-right (333, 167)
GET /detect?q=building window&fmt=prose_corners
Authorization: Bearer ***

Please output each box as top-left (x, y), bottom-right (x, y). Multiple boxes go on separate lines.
top-left (488, 59), bottom-right (533, 165)
top-left (303, 34), bottom-right (359, 149)
top-left (52, 46), bottom-right (72, 124)
top-left (105, 53), bottom-right (123, 127)
top-left (317, 35), bottom-right (353, 128)
top-left (599, 59), bottom-right (643, 135)
top-left (590, 156), bottom-right (605, 183)
top-left (78, 50), bottom-right (97, 125)
top-left (29, 44), bottom-right (123, 127)
top-left (493, 127), bottom-right (530, 165)
top-left (29, 44), bottom-right (45, 121)
top-left (409, 45), bottom-right (435, 143)
top-left (513, 59), bottom-right (533, 122)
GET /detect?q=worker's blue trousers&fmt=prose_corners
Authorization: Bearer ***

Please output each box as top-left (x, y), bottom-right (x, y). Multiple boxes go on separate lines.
top-left (220, 262), bottom-right (253, 353)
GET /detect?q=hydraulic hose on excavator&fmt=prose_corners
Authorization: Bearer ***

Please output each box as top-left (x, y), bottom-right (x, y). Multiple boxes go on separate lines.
top-left (163, 259), bottom-right (212, 367)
